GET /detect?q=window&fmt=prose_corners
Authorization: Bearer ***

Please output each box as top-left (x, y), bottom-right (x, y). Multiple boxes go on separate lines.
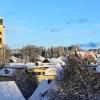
top-left (0, 38), bottom-right (2, 44)
top-left (37, 72), bottom-right (41, 75)
top-left (32, 72), bottom-right (36, 75)
top-left (42, 72), bottom-right (45, 75)
top-left (32, 72), bottom-right (41, 75)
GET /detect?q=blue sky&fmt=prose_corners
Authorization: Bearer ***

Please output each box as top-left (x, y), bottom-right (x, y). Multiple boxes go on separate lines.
top-left (0, 0), bottom-right (100, 49)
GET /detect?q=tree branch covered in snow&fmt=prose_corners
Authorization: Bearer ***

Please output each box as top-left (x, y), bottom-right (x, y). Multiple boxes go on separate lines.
top-left (46, 57), bottom-right (100, 100)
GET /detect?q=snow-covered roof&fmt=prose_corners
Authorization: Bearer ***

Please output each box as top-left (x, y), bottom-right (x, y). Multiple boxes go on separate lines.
top-left (8, 63), bottom-right (35, 69)
top-left (37, 55), bottom-right (45, 62)
top-left (0, 81), bottom-right (25, 100)
top-left (47, 58), bottom-right (66, 66)
top-left (25, 63), bottom-right (36, 69)
top-left (9, 63), bottom-right (26, 68)
top-left (0, 68), bottom-right (16, 76)
top-left (96, 66), bottom-right (100, 73)
top-left (29, 80), bottom-right (57, 100)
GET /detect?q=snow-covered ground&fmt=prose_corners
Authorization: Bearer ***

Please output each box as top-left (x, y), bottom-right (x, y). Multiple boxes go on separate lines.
top-left (0, 81), bottom-right (25, 100)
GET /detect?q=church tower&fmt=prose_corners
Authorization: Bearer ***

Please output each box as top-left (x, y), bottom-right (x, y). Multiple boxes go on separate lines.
top-left (0, 17), bottom-right (5, 65)
top-left (0, 17), bottom-right (5, 48)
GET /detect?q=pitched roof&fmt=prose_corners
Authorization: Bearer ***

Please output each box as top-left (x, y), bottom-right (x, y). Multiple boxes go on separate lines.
top-left (0, 81), bottom-right (25, 100)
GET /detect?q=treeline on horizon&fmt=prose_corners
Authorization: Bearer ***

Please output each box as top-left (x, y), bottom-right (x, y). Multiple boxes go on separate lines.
top-left (5, 44), bottom-right (100, 62)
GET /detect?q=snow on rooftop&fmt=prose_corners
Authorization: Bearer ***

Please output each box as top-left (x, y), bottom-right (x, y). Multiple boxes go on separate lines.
top-left (0, 68), bottom-right (16, 76)
top-left (25, 63), bottom-right (36, 69)
top-left (8, 63), bottom-right (36, 69)
top-left (0, 81), bottom-right (25, 100)
top-left (47, 58), bottom-right (66, 66)
top-left (96, 66), bottom-right (100, 73)
top-left (10, 63), bottom-right (26, 68)
top-left (29, 80), bottom-right (57, 100)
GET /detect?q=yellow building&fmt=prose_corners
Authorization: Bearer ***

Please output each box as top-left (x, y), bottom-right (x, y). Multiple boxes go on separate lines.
top-left (28, 67), bottom-right (57, 82)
